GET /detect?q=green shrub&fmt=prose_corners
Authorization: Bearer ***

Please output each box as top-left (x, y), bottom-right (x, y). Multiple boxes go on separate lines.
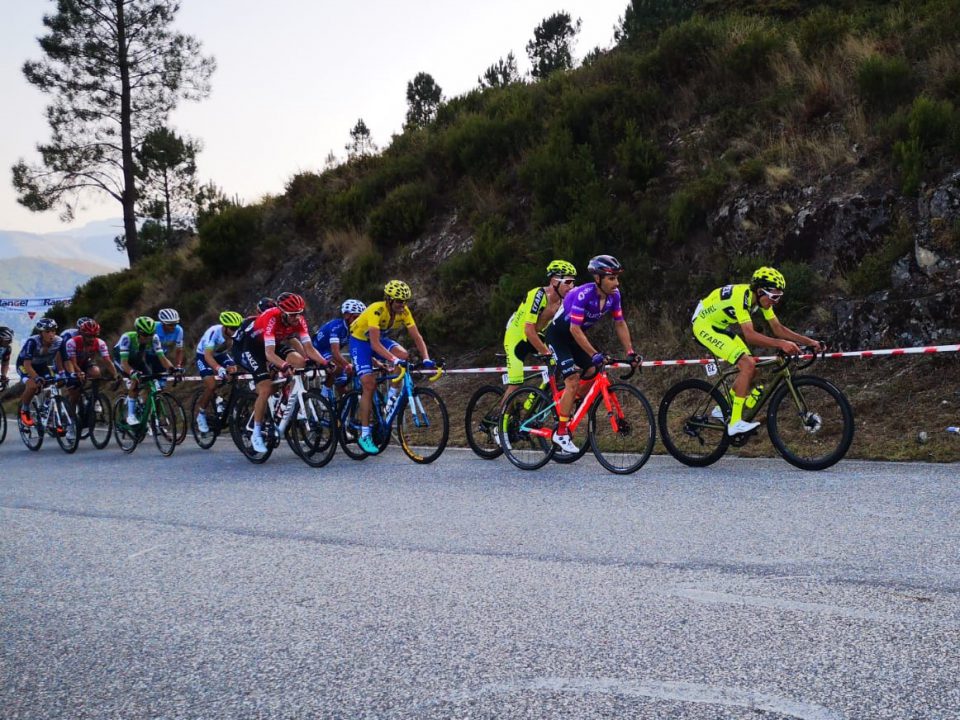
top-left (738, 157), bottom-right (766, 184)
top-left (892, 137), bottom-right (924, 195)
top-left (615, 120), bottom-right (664, 189)
top-left (196, 205), bottom-right (260, 273)
top-left (341, 248), bottom-right (384, 299)
top-left (440, 114), bottom-right (528, 178)
top-left (856, 55), bottom-right (914, 112)
top-left (908, 95), bottom-right (957, 147)
top-left (654, 17), bottom-right (722, 80)
top-left (520, 129), bottom-right (599, 226)
top-left (795, 7), bottom-right (850, 58)
top-left (367, 181), bottom-right (434, 246)
top-left (667, 167), bottom-right (728, 242)
top-left (438, 221), bottom-right (515, 294)
top-left (847, 220), bottom-right (914, 294)
top-left (725, 26), bottom-right (784, 81)
top-left (177, 290), bottom-right (208, 321)
top-left (114, 277), bottom-right (143, 308)
top-left (777, 260), bottom-right (821, 323)
top-left (97, 307), bottom-right (125, 336)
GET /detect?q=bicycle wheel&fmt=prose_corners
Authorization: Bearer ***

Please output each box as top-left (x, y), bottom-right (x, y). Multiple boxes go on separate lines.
top-left (464, 385), bottom-right (504, 459)
top-left (161, 391), bottom-right (188, 445)
top-left (230, 392), bottom-right (274, 463)
top-left (54, 396), bottom-right (80, 454)
top-left (588, 383), bottom-right (656, 474)
top-left (0, 404), bottom-right (6, 445)
top-left (18, 397), bottom-right (44, 451)
top-left (498, 385), bottom-right (556, 471)
top-left (190, 387), bottom-right (219, 450)
top-left (88, 391), bottom-right (112, 449)
top-left (337, 391), bottom-right (369, 460)
top-left (75, 393), bottom-right (91, 440)
top-left (113, 397), bottom-right (140, 453)
top-left (658, 378), bottom-right (731, 467)
top-left (397, 387), bottom-right (449, 464)
top-left (151, 394), bottom-right (178, 457)
top-left (767, 376), bottom-right (854, 471)
top-left (286, 390), bottom-right (338, 468)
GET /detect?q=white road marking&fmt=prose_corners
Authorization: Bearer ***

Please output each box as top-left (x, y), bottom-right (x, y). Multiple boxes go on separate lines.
top-left (126, 544), bottom-right (164, 559)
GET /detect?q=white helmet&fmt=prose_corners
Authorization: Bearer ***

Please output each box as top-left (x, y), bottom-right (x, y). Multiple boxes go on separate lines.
top-left (157, 308), bottom-right (180, 324)
top-left (340, 299), bottom-right (366, 315)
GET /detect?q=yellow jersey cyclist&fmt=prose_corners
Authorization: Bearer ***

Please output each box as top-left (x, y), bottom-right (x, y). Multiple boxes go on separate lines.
top-left (348, 280), bottom-right (434, 455)
top-left (502, 259), bottom-right (577, 398)
top-left (693, 266), bottom-right (824, 436)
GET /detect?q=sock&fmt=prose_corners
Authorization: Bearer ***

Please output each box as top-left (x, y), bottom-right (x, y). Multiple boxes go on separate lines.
top-left (253, 421), bottom-right (262, 435)
top-left (361, 425), bottom-right (371, 438)
top-left (197, 409), bottom-right (206, 418)
top-left (557, 416), bottom-right (569, 435)
top-left (729, 394), bottom-right (746, 425)
top-left (127, 398), bottom-right (136, 415)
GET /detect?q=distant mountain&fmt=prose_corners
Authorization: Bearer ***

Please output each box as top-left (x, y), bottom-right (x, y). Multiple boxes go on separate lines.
top-left (0, 218), bottom-right (128, 269)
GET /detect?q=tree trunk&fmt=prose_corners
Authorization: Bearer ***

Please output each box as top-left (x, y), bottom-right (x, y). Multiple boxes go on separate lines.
top-left (117, 0), bottom-right (141, 265)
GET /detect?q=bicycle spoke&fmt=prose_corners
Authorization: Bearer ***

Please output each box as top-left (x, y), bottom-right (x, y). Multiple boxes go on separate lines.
top-left (499, 386), bottom-right (555, 471)
top-left (589, 383), bottom-right (656, 474)
top-left (767, 377), bottom-right (854, 471)
top-left (658, 379), bottom-right (730, 467)
top-left (464, 385), bottom-right (504, 460)
top-left (397, 388), bottom-right (449, 464)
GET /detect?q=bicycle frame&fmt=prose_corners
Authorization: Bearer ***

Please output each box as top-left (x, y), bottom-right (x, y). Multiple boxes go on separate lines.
top-left (36, 383), bottom-right (70, 433)
top-left (518, 364), bottom-right (625, 440)
top-left (697, 354), bottom-right (803, 428)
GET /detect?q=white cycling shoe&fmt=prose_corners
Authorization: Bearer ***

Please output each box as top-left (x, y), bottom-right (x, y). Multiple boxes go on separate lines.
top-left (727, 419), bottom-right (760, 436)
top-left (552, 432), bottom-right (579, 454)
top-left (196, 412), bottom-right (210, 433)
top-left (250, 432), bottom-right (268, 454)
top-left (125, 413), bottom-right (139, 426)
top-left (711, 405), bottom-right (725, 420)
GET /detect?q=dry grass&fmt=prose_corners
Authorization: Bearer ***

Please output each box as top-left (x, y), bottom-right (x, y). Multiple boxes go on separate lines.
top-left (320, 228), bottom-right (374, 261)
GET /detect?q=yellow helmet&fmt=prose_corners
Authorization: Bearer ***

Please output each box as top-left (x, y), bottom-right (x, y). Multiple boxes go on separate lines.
top-left (219, 311), bottom-right (244, 328)
top-left (384, 280), bottom-right (412, 301)
top-left (751, 266), bottom-right (786, 291)
top-left (546, 259), bottom-right (576, 278)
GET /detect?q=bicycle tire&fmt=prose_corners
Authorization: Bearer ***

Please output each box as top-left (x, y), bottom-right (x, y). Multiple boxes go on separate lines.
top-left (658, 378), bottom-right (731, 467)
top-left (151, 394), bottom-right (178, 457)
top-left (286, 390), bottom-right (338, 468)
top-left (337, 391), bottom-right (369, 460)
top-left (113, 397), bottom-right (140, 453)
top-left (498, 385), bottom-right (556, 471)
top-left (0, 405), bottom-right (6, 445)
top-left (76, 393), bottom-right (91, 441)
top-left (397, 387), bottom-right (449, 464)
top-left (588, 383), bottom-right (656, 474)
top-left (767, 375), bottom-right (854, 471)
top-left (87, 391), bottom-right (113, 449)
top-left (230, 392), bottom-right (274, 463)
top-left (190, 387), bottom-right (219, 450)
top-left (161, 391), bottom-right (188, 445)
top-left (464, 385), bottom-right (504, 459)
top-left (54, 396), bottom-right (80, 454)
top-left (18, 396), bottom-right (44, 451)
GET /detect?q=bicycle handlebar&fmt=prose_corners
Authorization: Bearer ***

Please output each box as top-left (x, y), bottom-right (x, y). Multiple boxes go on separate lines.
top-left (604, 357), bottom-right (639, 381)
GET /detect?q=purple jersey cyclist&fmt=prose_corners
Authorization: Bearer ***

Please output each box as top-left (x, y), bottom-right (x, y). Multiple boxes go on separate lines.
top-left (545, 254), bottom-right (640, 455)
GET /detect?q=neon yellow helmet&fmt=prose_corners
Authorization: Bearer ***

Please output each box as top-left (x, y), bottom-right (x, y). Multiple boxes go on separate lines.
top-left (219, 311), bottom-right (244, 328)
top-left (751, 266), bottom-right (786, 291)
top-left (546, 259), bottom-right (576, 278)
top-left (384, 280), bottom-right (412, 301)
top-left (134, 316), bottom-right (156, 335)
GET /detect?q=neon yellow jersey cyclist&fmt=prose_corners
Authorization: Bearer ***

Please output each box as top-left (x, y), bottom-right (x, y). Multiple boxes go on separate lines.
top-left (693, 266), bottom-right (824, 437)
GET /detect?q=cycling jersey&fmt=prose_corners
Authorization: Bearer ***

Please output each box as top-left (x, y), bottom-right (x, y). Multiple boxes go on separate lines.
top-left (692, 284), bottom-right (777, 365)
top-left (17, 334), bottom-right (63, 371)
top-left (350, 302), bottom-right (415, 341)
top-left (58, 328), bottom-right (80, 360)
top-left (196, 324), bottom-right (232, 356)
top-left (249, 307), bottom-right (311, 347)
top-left (114, 331), bottom-right (164, 361)
top-left (152, 324), bottom-right (184, 356)
top-left (314, 318), bottom-right (349, 356)
top-left (503, 287), bottom-right (551, 384)
top-left (65, 335), bottom-right (110, 364)
top-left (558, 283), bottom-right (624, 329)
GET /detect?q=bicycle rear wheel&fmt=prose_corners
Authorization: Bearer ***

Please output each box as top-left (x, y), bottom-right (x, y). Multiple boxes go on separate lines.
top-left (113, 397), bottom-right (140, 453)
top-left (161, 391), bottom-right (188, 445)
top-left (767, 376), bottom-right (854, 471)
top-left (54, 397), bottom-right (80, 454)
top-left (190, 387), bottom-right (219, 450)
top-left (397, 387), bottom-right (449, 464)
top-left (498, 385), bottom-right (556, 471)
top-left (589, 383), bottom-right (655, 474)
top-left (230, 392), bottom-right (274, 463)
top-left (151, 395), bottom-right (178, 457)
top-left (19, 397), bottom-right (45, 451)
top-left (86, 391), bottom-right (112, 449)
top-left (337, 391), bottom-right (369, 460)
top-left (286, 390), bottom-right (338, 468)
top-left (658, 379), bottom-right (730, 467)
top-left (464, 385), bottom-right (504, 459)
top-left (0, 405), bottom-right (6, 445)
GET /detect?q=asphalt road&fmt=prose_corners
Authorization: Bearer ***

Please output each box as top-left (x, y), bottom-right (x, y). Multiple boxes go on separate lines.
top-left (2, 440), bottom-right (958, 719)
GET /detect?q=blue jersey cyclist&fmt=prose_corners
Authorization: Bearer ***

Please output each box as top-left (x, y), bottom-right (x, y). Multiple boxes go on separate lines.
top-left (0, 325), bottom-right (13, 388)
top-left (150, 307), bottom-right (185, 371)
top-left (314, 299), bottom-right (366, 403)
top-left (16, 318), bottom-right (65, 427)
top-left (193, 311), bottom-right (244, 434)
top-left (545, 254), bottom-right (640, 454)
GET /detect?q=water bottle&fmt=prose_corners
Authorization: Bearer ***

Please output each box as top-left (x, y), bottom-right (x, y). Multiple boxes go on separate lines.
top-left (384, 389), bottom-right (398, 415)
top-left (745, 384), bottom-right (764, 409)
top-left (947, 426), bottom-right (960, 435)
top-left (215, 396), bottom-right (226, 416)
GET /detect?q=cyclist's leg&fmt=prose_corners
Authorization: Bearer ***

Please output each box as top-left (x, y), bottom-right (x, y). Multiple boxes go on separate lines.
top-left (693, 320), bottom-right (755, 430)
top-left (501, 333), bottom-right (532, 409)
top-left (195, 353), bottom-right (218, 412)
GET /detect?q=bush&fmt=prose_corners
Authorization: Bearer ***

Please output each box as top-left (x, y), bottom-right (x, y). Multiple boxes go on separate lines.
top-left (777, 260), bottom-right (821, 323)
top-left (667, 167), bottom-right (728, 242)
top-left (196, 205), bottom-right (260, 273)
top-left (795, 7), bottom-right (849, 58)
top-left (856, 55), bottom-right (914, 113)
top-left (725, 26), bottom-right (784, 81)
top-left (520, 129), bottom-right (599, 226)
top-left (367, 181), bottom-right (434, 246)
top-left (847, 220), bottom-right (914, 294)
top-left (615, 120), bottom-right (664, 189)
top-left (440, 114), bottom-right (528, 178)
top-left (654, 17), bottom-right (723, 81)
top-left (892, 137), bottom-right (924, 195)
top-left (341, 248), bottom-right (384, 299)
top-left (891, 96), bottom-right (960, 194)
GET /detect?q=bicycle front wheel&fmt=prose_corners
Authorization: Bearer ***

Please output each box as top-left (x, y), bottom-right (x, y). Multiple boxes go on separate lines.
top-left (113, 397), bottom-right (140, 453)
top-left (230, 392), bottom-right (274, 463)
top-left (658, 379), bottom-right (731, 467)
top-left (190, 387), bottom-right (218, 450)
top-left (498, 385), bottom-right (556, 471)
top-left (397, 387), bottom-right (449, 464)
top-left (88, 391), bottom-right (113, 449)
top-left (151, 395), bottom-right (179, 457)
top-left (337, 391), bottom-right (368, 460)
top-left (161, 392), bottom-right (188, 445)
top-left (464, 385), bottom-right (504, 459)
top-left (0, 404), bottom-right (6, 445)
top-left (767, 376), bottom-right (854, 471)
top-left (287, 390), bottom-right (338, 468)
top-left (54, 397), bottom-right (80, 454)
top-left (588, 383), bottom-right (656, 474)
top-left (18, 397), bottom-right (45, 451)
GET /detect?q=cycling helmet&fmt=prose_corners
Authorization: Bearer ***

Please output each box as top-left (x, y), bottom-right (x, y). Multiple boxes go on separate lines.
top-left (341, 299), bottom-right (367, 315)
top-left (78, 319), bottom-right (101, 336)
top-left (36, 318), bottom-right (59, 332)
top-left (546, 259), bottom-right (577, 278)
top-left (219, 311), bottom-right (244, 328)
top-left (384, 280), bottom-right (412, 301)
top-left (587, 255), bottom-right (623, 276)
top-left (134, 316), bottom-right (156, 335)
top-left (277, 292), bottom-right (306, 314)
top-left (257, 296), bottom-right (276, 313)
top-left (157, 308), bottom-right (180, 324)
top-left (751, 266), bottom-right (786, 291)
top-left (0, 326), bottom-right (14, 342)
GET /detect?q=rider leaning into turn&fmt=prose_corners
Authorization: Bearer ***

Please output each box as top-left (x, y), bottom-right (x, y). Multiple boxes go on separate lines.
top-left (348, 280), bottom-right (434, 456)
top-left (0, 326), bottom-right (13, 389)
top-left (193, 311), bottom-right (245, 434)
top-left (545, 255), bottom-right (640, 455)
top-left (314, 299), bottom-right (366, 404)
top-left (113, 316), bottom-right (178, 426)
top-left (16, 318), bottom-right (64, 427)
top-left (62, 318), bottom-right (119, 409)
top-left (692, 266), bottom-right (824, 436)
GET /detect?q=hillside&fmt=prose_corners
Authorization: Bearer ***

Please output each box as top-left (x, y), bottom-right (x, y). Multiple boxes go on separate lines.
top-left (0, 221), bottom-right (128, 269)
top-left (38, 0), bottom-right (960, 458)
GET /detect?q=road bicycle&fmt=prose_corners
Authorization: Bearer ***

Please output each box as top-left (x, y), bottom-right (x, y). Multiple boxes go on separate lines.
top-left (112, 373), bottom-right (179, 456)
top-left (497, 357), bottom-right (656, 475)
top-left (73, 378), bottom-right (113, 449)
top-left (339, 360), bottom-right (449, 464)
top-left (18, 376), bottom-right (80, 453)
top-left (657, 349), bottom-right (854, 471)
top-left (230, 368), bottom-right (337, 467)
top-left (189, 374), bottom-right (250, 450)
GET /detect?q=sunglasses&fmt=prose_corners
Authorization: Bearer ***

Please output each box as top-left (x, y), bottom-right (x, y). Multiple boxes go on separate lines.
top-left (282, 311), bottom-right (304, 317)
top-left (760, 288), bottom-right (784, 301)
top-left (558, 277), bottom-right (576, 285)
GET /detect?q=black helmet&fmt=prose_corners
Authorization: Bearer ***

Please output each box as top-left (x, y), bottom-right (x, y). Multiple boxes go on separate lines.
top-left (257, 297), bottom-right (276, 313)
top-left (587, 254), bottom-right (623, 276)
top-left (0, 326), bottom-right (13, 342)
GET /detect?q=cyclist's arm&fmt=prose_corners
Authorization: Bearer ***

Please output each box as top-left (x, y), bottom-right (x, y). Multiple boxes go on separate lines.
top-left (203, 345), bottom-right (224, 372)
top-left (614, 321), bottom-right (635, 356)
top-left (767, 317), bottom-right (822, 351)
top-left (330, 341), bottom-right (350, 369)
top-left (569, 324), bottom-right (598, 356)
top-left (22, 358), bottom-right (40, 381)
top-left (368, 327), bottom-right (398, 363)
top-left (406, 324), bottom-right (429, 362)
top-left (53, 352), bottom-right (65, 373)
top-left (174, 347), bottom-right (185, 367)
top-left (301, 338), bottom-right (327, 366)
top-left (740, 321), bottom-right (794, 351)
top-left (524, 322), bottom-right (550, 355)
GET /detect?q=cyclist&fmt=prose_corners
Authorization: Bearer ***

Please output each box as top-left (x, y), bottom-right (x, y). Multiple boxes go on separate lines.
top-left (113, 316), bottom-right (178, 426)
top-left (151, 308), bottom-right (185, 373)
top-left (62, 318), bottom-right (119, 409)
top-left (545, 255), bottom-right (640, 454)
top-left (235, 292), bottom-right (329, 454)
top-left (314, 299), bottom-right (366, 404)
top-left (0, 326), bottom-right (12, 389)
top-left (692, 266), bottom-right (824, 436)
top-left (348, 280), bottom-right (434, 455)
top-left (502, 259), bottom-right (577, 404)
top-left (15, 318), bottom-right (65, 427)
top-left (193, 311), bottom-right (244, 434)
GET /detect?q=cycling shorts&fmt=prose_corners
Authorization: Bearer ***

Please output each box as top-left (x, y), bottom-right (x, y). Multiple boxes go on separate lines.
top-left (319, 351), bottom-right (350, 387)
top-left (692, 318), bottom-right (749, 365)
top-left (17, 364), bottom-right (54, 384)
top-left (503, 331), bottom-right (536, 385)
top-left (348, 337), bottom-right (400, 377)
top-left (545, 322), bottom-right (592, 379)
top-left (196, 352), bottom-right (235, 378)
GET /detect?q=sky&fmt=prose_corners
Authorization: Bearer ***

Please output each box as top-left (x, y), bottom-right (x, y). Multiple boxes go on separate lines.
top-left (0, 0), bottom-right (630, 234)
